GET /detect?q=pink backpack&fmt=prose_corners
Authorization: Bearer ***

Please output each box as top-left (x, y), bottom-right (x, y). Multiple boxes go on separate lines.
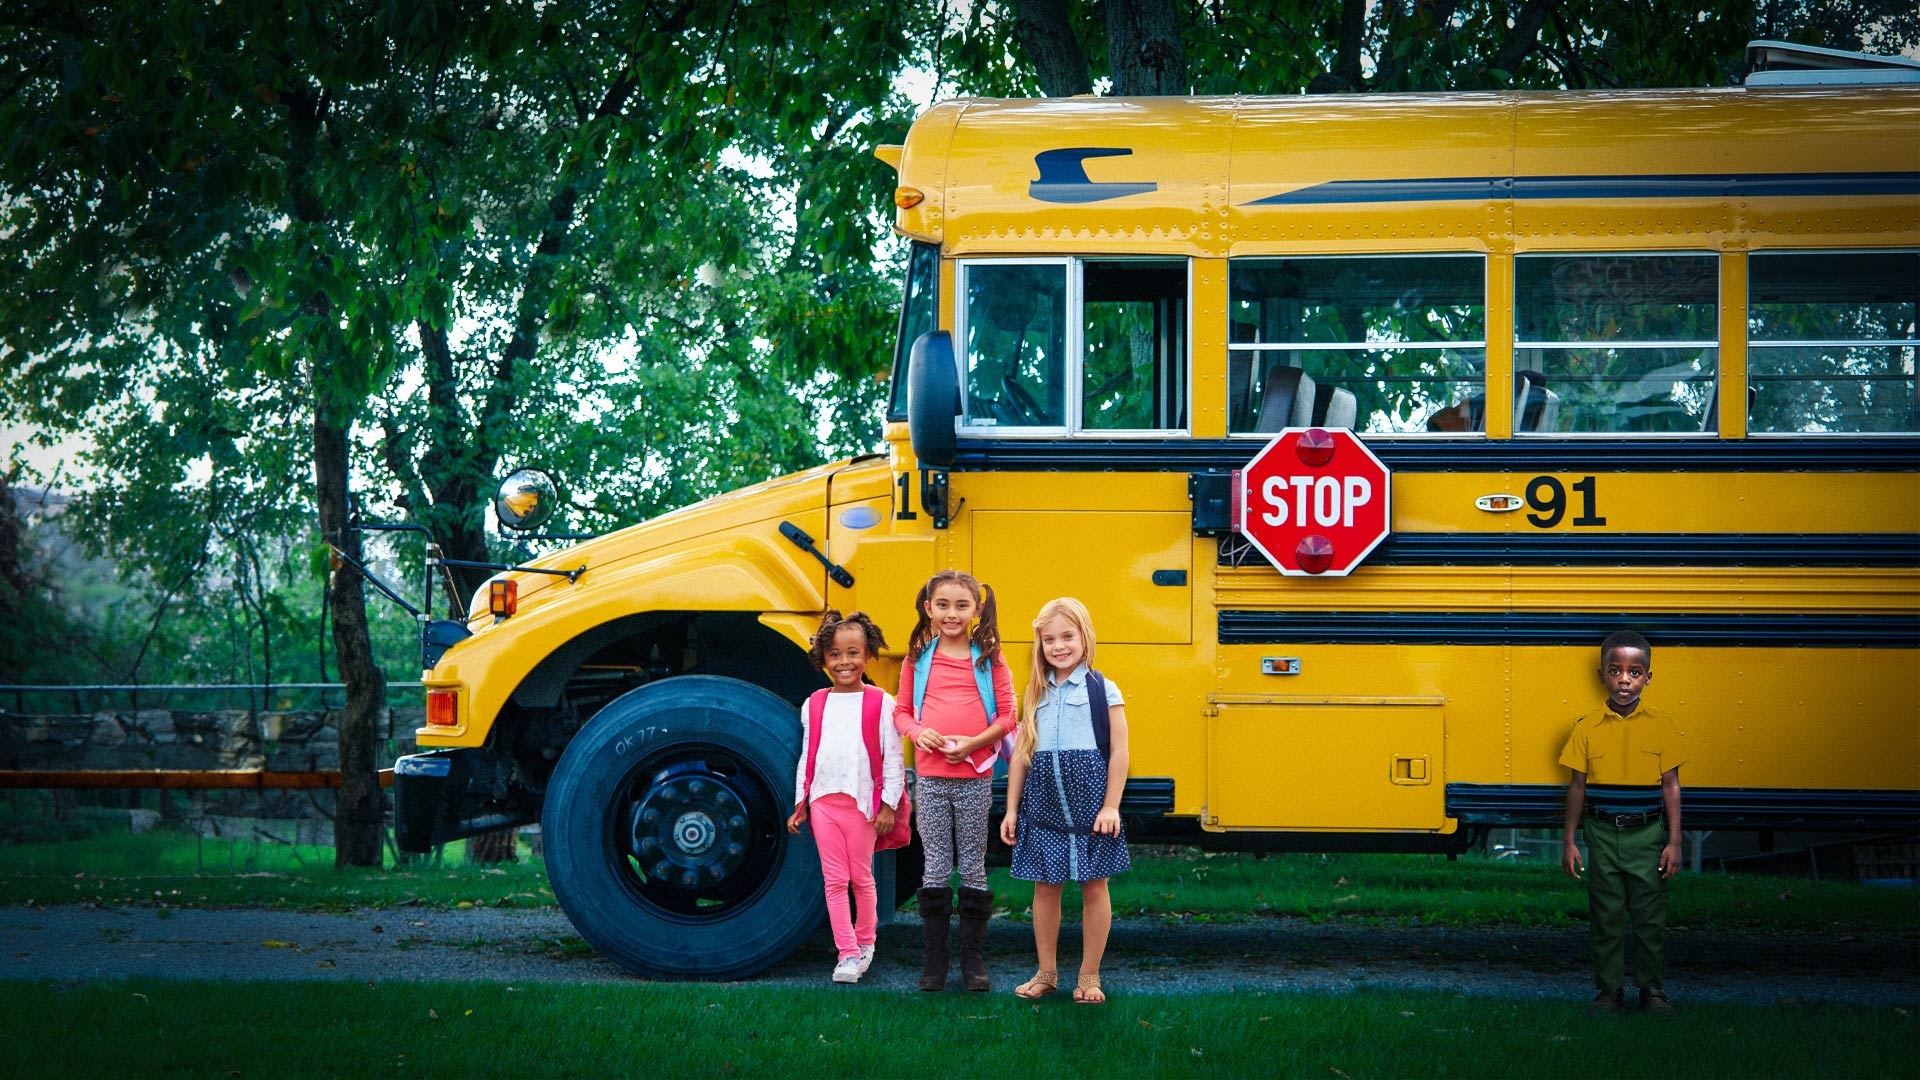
top-left (804, 686), bottom-right (914, 851)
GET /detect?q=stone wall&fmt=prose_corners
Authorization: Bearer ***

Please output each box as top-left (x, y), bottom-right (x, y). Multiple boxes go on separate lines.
top-left (1, 708), bottom-right (425, 839)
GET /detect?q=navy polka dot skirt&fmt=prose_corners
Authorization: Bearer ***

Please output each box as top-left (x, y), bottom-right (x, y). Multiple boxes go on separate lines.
top-left (1010, 749), bottom-right (1130, 884)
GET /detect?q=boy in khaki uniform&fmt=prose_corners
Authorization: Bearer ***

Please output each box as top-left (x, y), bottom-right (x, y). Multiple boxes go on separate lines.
top-left (1559, 630), bottom-right (1686, 1016)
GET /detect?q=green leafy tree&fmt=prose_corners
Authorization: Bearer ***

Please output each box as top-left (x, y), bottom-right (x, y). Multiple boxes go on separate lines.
top-left (2, 1), bottom-right (929, 863)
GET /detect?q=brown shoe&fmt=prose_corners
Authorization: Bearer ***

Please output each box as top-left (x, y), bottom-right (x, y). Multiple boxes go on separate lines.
top-left (1587, 988), bottom-right (1627, 1017)
top-left (1639, 986), bottom-right (1674, 1015)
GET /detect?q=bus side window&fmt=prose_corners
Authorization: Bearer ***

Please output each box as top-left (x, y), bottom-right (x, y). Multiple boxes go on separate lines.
top-left (1082, 259), bottom-right (1189, 432)
top-left (1747, 251), bottom-right (1919, 434)
top-left (960, 261), bottom-right (1069, 429)
top-left (886, 240), bottom-right (941, 423)
top-left (1514, 254), bottom-right (1718, 434)
top-left (1228, 255), bottom-right (1486, 434)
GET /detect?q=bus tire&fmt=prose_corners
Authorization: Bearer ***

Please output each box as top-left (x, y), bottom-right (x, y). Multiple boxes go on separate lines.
top-left (541, 675), bottom-right (823, 979)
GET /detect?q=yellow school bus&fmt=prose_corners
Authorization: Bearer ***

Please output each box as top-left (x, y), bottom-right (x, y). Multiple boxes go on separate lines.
top-left (392, 51), bottom-right (1920, 977)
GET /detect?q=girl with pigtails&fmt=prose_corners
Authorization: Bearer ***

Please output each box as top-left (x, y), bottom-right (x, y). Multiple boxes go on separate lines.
top-left (892, 569), bottom-right (1016, 992)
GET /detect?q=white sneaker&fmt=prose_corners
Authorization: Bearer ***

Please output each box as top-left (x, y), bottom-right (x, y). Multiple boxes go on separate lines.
top-left (832, 955), bottom-right (863, 984)
top-left (856, 944), bottom-right (875, 975)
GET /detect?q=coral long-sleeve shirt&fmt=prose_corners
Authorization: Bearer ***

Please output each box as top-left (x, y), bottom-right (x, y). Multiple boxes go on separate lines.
top-left (892, 648), bottom-right (1017, 779)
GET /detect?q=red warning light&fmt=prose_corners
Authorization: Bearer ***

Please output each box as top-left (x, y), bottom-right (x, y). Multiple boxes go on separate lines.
top-left (1295, 428), bottom-right (1336, 467)
top-left (1295, 534), bottom-right (1335, 574)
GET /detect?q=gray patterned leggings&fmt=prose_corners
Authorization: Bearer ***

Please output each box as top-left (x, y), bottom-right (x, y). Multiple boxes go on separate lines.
top-left (915, 775), bottom-right (992, 890)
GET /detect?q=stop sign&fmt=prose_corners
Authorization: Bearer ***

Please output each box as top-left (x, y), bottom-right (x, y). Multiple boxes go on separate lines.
top-left (1236, 427), bottom-right (1392, 576)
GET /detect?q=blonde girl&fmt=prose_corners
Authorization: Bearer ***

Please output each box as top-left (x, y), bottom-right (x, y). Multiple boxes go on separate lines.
top-left (892, 569), bottom-right (1016, 992)
top-left (998, 597), bottom-right (1130, 1004)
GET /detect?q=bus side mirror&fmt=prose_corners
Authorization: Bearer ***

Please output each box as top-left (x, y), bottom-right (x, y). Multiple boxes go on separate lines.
top-left (907, 330), bottom-right (960, 468)
top-left (495, 467), bottom-right (560, 532)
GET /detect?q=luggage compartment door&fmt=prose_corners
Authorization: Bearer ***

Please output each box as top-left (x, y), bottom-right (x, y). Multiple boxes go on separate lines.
top-left (1205, 698), bottom-right (1446, 831)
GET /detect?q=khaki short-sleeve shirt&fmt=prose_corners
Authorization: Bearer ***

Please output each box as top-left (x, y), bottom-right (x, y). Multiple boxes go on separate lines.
top-left (1557, 703), bottom-right (1687, 784)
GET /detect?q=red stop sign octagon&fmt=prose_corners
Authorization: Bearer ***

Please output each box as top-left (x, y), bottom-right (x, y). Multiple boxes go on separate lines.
top-left (1236, 427), bottom-right (1393, 577)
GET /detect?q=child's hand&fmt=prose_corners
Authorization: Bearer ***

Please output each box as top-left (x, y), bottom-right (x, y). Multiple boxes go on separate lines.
top-left (942, 736), bottom-right (971, 764)
top-left (914, 729), bottom-right (947, 754)
top-left (786, 806), bottom-right (807, 834)
top-left (1093, 808), bottom-right (1122, 836)
top-left (1659, 840), bottom-right (1681, 879)
top-left (999, 813), bottom-right (1018, 846)
top-left (1561, 838), bottom-right (1583, 879)
top-left (873, 805), bottom-right (895, 836)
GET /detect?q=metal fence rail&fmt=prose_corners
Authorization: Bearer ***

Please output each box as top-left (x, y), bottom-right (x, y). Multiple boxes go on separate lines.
top-left (0, 683), bottom-right (424, 713)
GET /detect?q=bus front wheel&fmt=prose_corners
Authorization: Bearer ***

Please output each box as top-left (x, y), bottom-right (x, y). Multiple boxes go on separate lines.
top-left (541, 675), bottom-right (824, 979)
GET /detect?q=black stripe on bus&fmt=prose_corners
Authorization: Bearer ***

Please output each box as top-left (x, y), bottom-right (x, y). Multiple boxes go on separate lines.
top-left (1246, 171), bottom-right (1920, 206)
top-left (1215, 611), bottom-right (1920, 648)
top-left (949, 437), bottom-right (1920, 473)
top-left (1446, 783), bottom-right (1920, 829)
top-left (1277, 533), bottom-right (1920, 567)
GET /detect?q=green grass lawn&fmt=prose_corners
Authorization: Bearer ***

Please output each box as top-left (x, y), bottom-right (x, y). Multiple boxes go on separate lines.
top-left (0, 828), bottom-right (1913, 933)
top-left (0, 978), bottom-right (1911, 1079)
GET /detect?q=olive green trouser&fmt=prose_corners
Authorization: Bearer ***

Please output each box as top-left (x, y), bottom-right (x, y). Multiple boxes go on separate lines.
top-left (1583, 816), bottom-right (1668, 992)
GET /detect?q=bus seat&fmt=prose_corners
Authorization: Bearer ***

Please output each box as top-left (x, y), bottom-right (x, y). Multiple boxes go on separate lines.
top-left (1255, 365), bottom-right (1315, 431)
top-left (1514, 371), bottom-right (1560, 432)
top-left (1323, 386), bottom-right (1357, 428)
top-left (1310, 385), bottom-right (1358, 429)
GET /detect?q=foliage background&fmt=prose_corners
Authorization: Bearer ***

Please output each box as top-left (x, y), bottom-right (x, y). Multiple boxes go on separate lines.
top-left (1, 0), bottom-right (1911, 693)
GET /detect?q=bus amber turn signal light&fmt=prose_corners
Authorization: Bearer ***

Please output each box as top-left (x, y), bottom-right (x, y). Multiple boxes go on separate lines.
top-left (1295, 535), bottom-right (1335, 575)
top-left (489, 579), bottom-right (517, 617)
top-left (426, 689), bottom-right (458, 727)
top-left (894, 186), bottom-right (924, 209)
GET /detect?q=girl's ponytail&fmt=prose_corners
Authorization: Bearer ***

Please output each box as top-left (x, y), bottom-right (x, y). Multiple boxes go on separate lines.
top-left (904, 579), bottom-right (935, 662)
top-left (971, 580), bottom-right (1002, 670)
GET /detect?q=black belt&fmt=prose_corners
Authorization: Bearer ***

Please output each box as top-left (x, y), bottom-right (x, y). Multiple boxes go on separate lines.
top-left (1586, 807), bottom-right (1662, 827)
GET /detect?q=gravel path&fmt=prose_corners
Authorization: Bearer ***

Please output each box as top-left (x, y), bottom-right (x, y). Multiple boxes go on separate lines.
top-left (3, 906), bottom-right (1915, 1005)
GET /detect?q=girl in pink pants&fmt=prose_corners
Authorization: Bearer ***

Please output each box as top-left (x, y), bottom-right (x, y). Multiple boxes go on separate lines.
top-left (787, 611), bottom-right (904, 985)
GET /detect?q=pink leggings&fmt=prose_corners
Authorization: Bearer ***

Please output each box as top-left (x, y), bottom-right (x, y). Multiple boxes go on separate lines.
top-left (810, 793), bottom-right (878, 959)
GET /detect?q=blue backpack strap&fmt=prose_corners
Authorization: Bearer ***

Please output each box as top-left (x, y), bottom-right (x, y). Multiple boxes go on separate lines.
top-left (1087, 670), bottom-right (1110, 760)
top-left (912, 646), bottom-right (934, 717)
top-left (969, 643), bottom-right (998, 725)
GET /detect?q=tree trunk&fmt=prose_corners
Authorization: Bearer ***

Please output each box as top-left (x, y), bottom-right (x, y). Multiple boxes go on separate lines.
top-left (1012, 0), bottom-right (1093, 97)
top-left (1106, 0), bottom-right (1186, 96)
top-left (316, 389), bottom-right (388, 868)
top-left (467, 827), bottom-right (518, 864)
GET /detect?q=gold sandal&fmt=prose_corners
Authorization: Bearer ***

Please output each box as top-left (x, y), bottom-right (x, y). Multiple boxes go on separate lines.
top-left (1014, 969), bottom-right (1058, 1000)
top-left (1073, 972), bottom-right (1105, 1004)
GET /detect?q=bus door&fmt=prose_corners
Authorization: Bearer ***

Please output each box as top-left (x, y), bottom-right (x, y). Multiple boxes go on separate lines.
top-left (955, 256), bottom-right (1194, 645)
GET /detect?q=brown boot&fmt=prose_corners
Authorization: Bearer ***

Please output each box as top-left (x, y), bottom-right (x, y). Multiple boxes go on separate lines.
top-left (916, 887), bottom-right (951, 992)
top-left (956, 886), bottom-right (994, 992)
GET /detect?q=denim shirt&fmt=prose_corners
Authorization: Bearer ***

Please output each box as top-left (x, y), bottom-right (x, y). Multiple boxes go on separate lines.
top-left (1035, 662), bottom-right (1125, 754)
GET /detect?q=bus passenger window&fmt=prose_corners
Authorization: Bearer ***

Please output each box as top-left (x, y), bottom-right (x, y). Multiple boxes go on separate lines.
top-left (960, 261), bottom-right (1068, 429)
top-left (1082, 260), bottom-right (1188, 431)
top-left (1515, 254), bottom-right (1718, 434)
top-left (1227, 255), bottom-right (1485, 434)
top-left (1748, 251), bottom-right (1918, 434)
